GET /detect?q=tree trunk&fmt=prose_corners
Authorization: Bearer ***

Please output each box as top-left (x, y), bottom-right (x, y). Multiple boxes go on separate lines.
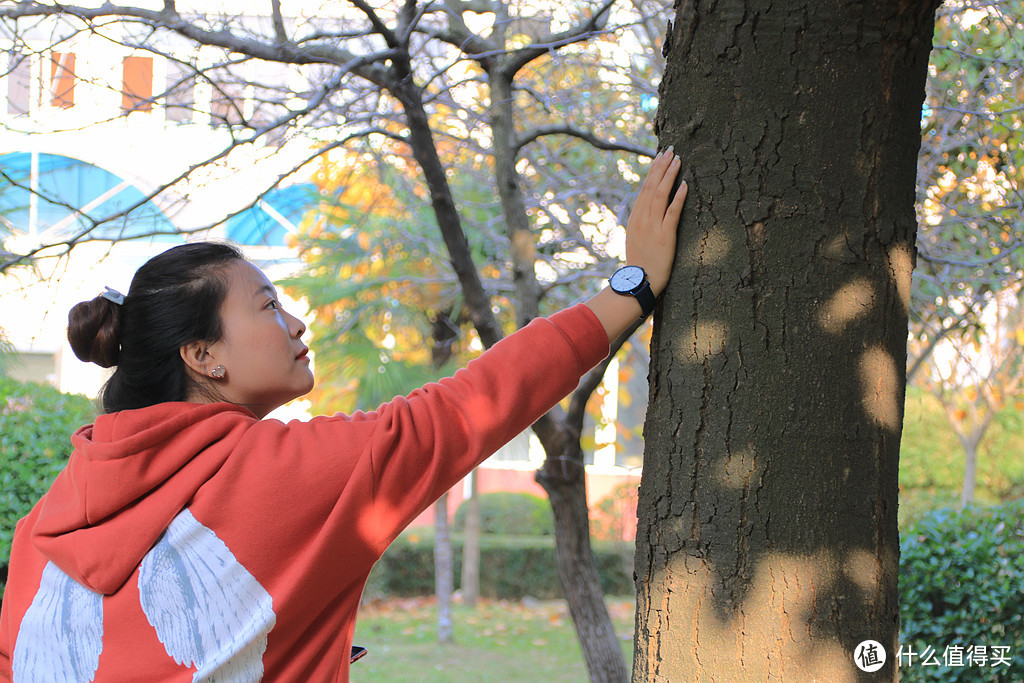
top-left (960, 439), bottom-right (978, 509)
top-left (537, 441), bottom-right (629, 683)
top-left (430, 310), bottom-right (460, 641)
top-left (489, 74), bottom-right (542, 327)
top-left (395, 58), bottom-right (624, 680)
top-left (461, 469), bottom-right (481, 607)
top-left (635, 1), bottom-right (939, 680)
top-left (434, 492), bottom-right (454, 644)
top-left (956, 414), bottom-right (994, 508)
top-left (488, 65), bottom-right (628, 681)
top-left (393, 80), bottom-right (504, 349)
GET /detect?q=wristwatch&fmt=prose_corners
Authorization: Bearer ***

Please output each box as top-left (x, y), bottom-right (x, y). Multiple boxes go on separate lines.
top-left (608, 265), bottom-right (656, 320)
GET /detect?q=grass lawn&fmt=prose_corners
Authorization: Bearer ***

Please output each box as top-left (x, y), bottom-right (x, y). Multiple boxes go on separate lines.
top-left (351, 597), bottom-right (635, 682)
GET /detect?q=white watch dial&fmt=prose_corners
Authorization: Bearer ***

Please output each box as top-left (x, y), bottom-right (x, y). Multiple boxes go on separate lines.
top-left (611, 266), bottom-right (645, 292)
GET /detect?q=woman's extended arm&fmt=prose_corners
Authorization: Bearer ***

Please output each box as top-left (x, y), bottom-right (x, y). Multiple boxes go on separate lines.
top-left (585, 149), bottom-right (687, 342)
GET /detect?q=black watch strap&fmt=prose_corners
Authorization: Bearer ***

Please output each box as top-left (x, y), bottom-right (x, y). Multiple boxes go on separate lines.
top-left (633, 282), bottom-right (656, 320)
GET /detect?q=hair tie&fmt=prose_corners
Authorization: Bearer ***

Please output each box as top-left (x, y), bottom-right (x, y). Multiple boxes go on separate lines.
top-left (101, 286), bottom-right (125, 306)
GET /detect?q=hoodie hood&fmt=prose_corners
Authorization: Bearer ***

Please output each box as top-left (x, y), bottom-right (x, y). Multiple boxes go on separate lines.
top-left (30, 401), bottom-right (258, 595)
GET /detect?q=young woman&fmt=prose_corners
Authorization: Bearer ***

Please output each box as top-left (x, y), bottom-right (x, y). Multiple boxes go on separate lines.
top-left (0, 150), bottom-right (686, 682)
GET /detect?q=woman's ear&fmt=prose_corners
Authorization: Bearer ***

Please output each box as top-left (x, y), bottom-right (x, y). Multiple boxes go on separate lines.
top-left (180, 341), bottom-right (213, 377)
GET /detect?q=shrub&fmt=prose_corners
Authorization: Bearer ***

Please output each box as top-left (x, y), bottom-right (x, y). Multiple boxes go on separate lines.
top-left (590, 481), bottom-right (639, 542)
top-left (453, 491), bottom-right (553, 536)
top-left (0, 378), bottom-right (97, 580)
top-left (899, 501), bottom-right (1024, 682)
top-left (364, 534), bottom-right (632, 601)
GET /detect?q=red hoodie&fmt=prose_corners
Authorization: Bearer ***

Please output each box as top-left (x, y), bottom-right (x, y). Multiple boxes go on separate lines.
top-left (0, 304), bottom-right (609, 682)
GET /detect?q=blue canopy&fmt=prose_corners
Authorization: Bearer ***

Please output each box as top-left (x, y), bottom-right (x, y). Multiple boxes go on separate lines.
top-left (0, 153), bottom-right (320, 248)
top-left (226, 183), bottom-right (319, 247)
top-left (0, 152), bottom-right (178, 241)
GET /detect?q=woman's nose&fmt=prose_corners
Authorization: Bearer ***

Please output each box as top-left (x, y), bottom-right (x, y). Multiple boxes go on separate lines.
top-left (288, 312), bottom-right (306, 338)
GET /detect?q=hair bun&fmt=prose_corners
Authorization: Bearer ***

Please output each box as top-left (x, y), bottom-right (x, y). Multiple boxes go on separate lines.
top-left (67, 295), bottom-right (122, 368)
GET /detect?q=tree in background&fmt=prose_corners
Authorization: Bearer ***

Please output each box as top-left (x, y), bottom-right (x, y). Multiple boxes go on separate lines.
top-left (284, 153), bottom-right (481, 645)
top-left (914, 285), bottom-right (1024, 507)
top-left (909, 0), bottom-right (1024, 509)
top-left (911, 0), bottom-right (1024, 379)
top-left (636, 1), bottom-right (940, 680)
top-left (0, 378), bottom-right (97, 600)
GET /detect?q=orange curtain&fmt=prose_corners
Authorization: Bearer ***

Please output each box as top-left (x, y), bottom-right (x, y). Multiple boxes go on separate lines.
top-left (50, 52), bottom-right (75, 108)
top-left (122, 56), bottom-right (154, 112)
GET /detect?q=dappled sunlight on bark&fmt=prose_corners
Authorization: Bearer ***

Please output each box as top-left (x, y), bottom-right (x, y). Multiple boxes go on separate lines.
top-left (692, 226), bottom-right (733, 267)
top-left (636, 0), bottom-right (935, 677)
top-left (639, 551), bottom-right (880, 682)
top-left (888, 242), bottom-right (914, 317)
top-left (817, 278), bottom-right (875, 334)
top-left (713, 446), bottom-right (758, 491)
top-left (689, 320), bottom-right (729, 360)
top-left (860, 346), bottom-right (902, 431)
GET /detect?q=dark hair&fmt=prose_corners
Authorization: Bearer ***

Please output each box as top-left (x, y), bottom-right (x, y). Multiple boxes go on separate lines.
top-left (67, 242), bottom-right (245, 413)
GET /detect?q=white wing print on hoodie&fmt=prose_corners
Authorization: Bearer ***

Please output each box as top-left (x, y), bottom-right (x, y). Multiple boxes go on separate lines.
top-left (139, 508), bottom-right (276, 683)
top-left (12, 561), bottom-right (103, 682)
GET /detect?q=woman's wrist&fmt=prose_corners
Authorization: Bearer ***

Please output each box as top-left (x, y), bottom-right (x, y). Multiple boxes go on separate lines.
top-left (583, 287), bottom-right (647, 343)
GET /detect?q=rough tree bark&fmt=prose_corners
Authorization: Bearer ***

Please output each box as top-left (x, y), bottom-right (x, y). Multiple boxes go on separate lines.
top-left (634, 1), bottom-right (940, 680)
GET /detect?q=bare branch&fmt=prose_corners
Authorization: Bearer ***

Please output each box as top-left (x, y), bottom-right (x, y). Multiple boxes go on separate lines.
top-left (349, 0), bottom-right (399, 48)
top-left (918, 240), bottom-right (1024, 268)
top-left (499, 0), bottom-right (618, 77)
top-left (0, 47), bottom-right (382, 272)
top-left (270, 0), bottom-right (288, 46)
top-left (516, 124), bottom-right (655, 158)
top-left (0, 3), bottom-right (397, 86)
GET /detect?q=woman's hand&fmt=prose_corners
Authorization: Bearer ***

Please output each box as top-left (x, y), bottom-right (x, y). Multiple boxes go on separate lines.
top-left (585, 149), bottom-right (688, 342)
top-left (624, 148), bottom-right (687, 296)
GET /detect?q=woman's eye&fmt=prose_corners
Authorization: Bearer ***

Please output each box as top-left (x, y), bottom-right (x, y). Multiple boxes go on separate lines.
top-left (268, 300), bottom-right (279, 310)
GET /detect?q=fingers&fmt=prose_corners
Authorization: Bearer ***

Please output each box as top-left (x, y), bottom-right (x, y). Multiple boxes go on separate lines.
top-left (644, 148), bottom-right (683, 207)
top-left (663, 177), bottom-right (687, 227)
top-left (639, 148), bottom-right (676, 201)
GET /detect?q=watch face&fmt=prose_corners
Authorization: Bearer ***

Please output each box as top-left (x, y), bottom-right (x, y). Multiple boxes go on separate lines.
top-left (610, 265), bottom-right (645, 292)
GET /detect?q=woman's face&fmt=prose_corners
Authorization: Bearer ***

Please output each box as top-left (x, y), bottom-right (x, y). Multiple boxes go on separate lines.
top-left (200, 260), bottom-right (314, 418)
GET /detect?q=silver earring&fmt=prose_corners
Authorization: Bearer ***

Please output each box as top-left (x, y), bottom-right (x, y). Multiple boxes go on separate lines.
top-left (211, 365), bottom-right (226, 379)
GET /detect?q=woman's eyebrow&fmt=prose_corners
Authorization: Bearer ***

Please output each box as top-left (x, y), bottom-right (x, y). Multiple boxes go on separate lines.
top-left (254, 284), bottom-right (277, 298)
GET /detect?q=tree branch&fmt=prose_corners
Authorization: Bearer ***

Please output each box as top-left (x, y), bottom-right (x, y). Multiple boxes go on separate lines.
top-left (918, 239), bottom-right (1024, 268)
top-left (515, 124), bottom-right (655, 157)
top-left (566, 318), bottom-right (644, 430)
top-left (349, 0), bottom-right (400, 49)
top-left (0, 3), bottom-right (397, 86)
top-left (499, 0), bottom-right (618, 78)
top-left (270, 0), bottom-right (288, 46)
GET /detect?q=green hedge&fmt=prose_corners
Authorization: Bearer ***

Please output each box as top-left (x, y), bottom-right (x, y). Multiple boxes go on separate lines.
top-left (453, 492), bottom-right (554, 536)
top-left (0, 378), bottom-right (97, 582)
top-left (899, 501), bottom-right (1024, 682)
top-left (365, 534), bottom-right (632, 600)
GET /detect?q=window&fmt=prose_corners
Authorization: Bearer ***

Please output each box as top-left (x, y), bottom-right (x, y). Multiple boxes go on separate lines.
top-left (50, 52), bottom-right (75, 108)
top-left (210, 76), bottom-right (245, 126)
top-left (122, 56), bottom-right (154, 113)
top-left (165, 61), bottom-right (195, 123)
top-left (7, 53), bottom-right (31, 115)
